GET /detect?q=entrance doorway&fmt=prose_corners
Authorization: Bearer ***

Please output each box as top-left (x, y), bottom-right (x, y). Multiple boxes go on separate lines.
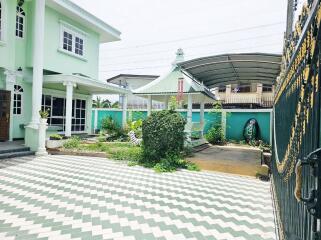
top-left (0, 90), bottom-right (11, 141)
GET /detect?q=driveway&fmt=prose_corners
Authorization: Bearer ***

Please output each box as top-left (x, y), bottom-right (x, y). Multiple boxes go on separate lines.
top-left (188, 145), bottom-right (263, 176)
top-left (0, 155), bottom-right (276, 240)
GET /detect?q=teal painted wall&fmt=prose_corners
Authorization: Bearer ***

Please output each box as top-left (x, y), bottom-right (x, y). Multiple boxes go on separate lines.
top-left (226, 112), bottom-right (271, 143)
top-left (92, 109), bottom-right (271, 143)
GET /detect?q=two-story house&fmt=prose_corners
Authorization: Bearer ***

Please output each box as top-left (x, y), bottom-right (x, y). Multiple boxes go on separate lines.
top-left (0, 0), bottom-right (129, 151)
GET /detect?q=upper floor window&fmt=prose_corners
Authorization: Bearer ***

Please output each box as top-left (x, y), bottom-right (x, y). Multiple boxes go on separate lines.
top-left (16, 6), bottom-right (25, 38)
top-left (60, 23), bottom-right (86, 57)
top-left (13, 85), bottom-right (23, 115)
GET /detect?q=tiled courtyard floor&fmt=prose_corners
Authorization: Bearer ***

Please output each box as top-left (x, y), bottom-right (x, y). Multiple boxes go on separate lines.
top-left (0, 155), bottom-right (276, 240)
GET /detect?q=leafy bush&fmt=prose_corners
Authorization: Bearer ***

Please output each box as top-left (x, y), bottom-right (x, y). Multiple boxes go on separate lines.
top-left (111, 147), bottom-right (143, 162)
top-left (101, 116), bottom-right (119, 133)
top-left (49, 134), bottom-right (63, 140)
top-left (205, 124), bottom-right (225, 145)
top-left (101, 116), bottom-right (129, 142)
top-left (153, 154), bottom-right (199, 173)
top-left (142, 110), bottom-right (186, 162)
top-left (127, 119), bottom-right (143, 138)
top-left (63, 137), bottom-right (81, 149)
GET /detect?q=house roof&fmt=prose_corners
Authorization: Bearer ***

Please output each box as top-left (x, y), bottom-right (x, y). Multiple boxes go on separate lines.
top-left (134, 67), bottom-right (217, 103)
top-left (44, 74), bottom-right (130, 95)
top-left (177, 53), bottom-right (281, 89)
top-left (46, 0), bottom-right (121, 43)
top-left (107, 74), bottom-right (160, 83)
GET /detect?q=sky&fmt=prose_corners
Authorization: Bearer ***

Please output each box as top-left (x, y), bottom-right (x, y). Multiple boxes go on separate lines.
top-left (71, 0), bottom-right (291, 82)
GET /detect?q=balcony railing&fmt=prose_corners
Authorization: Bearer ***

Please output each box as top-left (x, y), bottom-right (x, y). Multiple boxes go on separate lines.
top-left (218, 92), bottom-right (274, 108)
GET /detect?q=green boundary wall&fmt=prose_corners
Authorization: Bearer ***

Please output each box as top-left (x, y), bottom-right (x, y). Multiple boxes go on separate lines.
top-left (92, 109), bottom-right (272, 144)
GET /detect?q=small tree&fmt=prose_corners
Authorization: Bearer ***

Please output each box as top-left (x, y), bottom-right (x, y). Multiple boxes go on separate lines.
top-left (142, 110), bottom-right (186, 162)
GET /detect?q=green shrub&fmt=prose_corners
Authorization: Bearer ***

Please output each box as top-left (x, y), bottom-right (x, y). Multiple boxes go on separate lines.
top-left (127, 119), bottom-right (143, 138)
top-left (63, 137), bottom-right (81, 149)
top-left (111, 147), bottom-right (143, 162)
top-left (205, 124), bottom-right (225, 145)
top-left (101, 116), bottom-right (119, 133)
top-left (49, 134), bottom-right (63, 140)
top-left (142, 110), bottom-right (186, 162)
top-left (101, 116), bottom-right (129, 142)
top-left (153, 154), bottom-right (200, 173)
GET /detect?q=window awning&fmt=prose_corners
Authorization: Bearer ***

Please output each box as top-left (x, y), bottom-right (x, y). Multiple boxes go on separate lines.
top-left (43, 74), bottom-right (130, 95)
top-left (177, 53), bottom-right (282, 89)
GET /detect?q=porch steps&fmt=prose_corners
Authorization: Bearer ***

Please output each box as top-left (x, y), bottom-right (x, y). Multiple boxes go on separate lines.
top-left (0, 147), bottom-right (35, 160)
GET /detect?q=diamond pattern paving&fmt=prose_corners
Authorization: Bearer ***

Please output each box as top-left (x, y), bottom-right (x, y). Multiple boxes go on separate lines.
top-left (0, 155), bottom-right (276, 240)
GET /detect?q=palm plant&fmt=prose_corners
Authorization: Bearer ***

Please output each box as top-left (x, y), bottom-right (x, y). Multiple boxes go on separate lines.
top-left (92, 96), bottom-right (112, 108)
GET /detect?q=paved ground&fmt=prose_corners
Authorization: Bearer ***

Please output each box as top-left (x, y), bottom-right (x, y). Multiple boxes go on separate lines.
top-left (188, 145), bottom-right (263, 176)
top-left (0, 155), bottom-right (276, 240)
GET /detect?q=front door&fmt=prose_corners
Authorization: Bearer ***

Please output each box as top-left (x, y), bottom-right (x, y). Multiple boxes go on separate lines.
top-left (0, 90), bottom-right (11, 141)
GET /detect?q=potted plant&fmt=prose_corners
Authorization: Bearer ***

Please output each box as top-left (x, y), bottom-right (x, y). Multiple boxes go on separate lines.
top-left (46, 134), bottom-right (67, 149)
top-left (39, 109), bottom-right (49, 121)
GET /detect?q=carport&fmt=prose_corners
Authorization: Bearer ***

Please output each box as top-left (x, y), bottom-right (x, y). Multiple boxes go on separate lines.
top-left (177, 53), bottom-right (282, 88)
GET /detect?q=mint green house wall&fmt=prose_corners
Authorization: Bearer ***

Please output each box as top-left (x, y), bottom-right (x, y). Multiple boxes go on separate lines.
top-left (0, 0), bottom-right (107, 140)
top-left (0, 0), bottom-right (16, 70)
top-left (25, 4), bottom-right (100, 79)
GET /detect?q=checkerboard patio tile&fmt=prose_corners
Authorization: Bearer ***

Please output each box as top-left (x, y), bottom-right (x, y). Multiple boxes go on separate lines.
top-left (0, 155), bottom-right (276, 240)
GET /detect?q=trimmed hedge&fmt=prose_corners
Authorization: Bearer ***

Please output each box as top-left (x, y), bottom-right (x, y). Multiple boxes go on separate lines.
top-left (142, 110), bottom-right (186, 162)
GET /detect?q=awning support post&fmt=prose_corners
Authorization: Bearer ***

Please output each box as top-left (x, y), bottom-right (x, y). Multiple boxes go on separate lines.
top-left (147, 95), bottom-right (152, 116)
top-left (64, 81), bottom-right (75, 137)
top-left (122, 94), bottom-right (128, 128)
top-left (200, 98), bottom-right (205, 138)
top-left (187, 94), bottom-right (193, 141)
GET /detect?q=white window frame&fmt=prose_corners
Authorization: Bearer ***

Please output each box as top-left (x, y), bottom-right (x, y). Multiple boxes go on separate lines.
top-left (59, 21), bottom-right (86, 60)
top-left (16, 6), bottom-right (25, 39)
top-left (13, 85), bottom-right (23, 115)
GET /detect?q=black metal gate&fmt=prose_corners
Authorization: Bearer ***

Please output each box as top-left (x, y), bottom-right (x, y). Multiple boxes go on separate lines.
top-left (272, 1), bottom-right (321, 239)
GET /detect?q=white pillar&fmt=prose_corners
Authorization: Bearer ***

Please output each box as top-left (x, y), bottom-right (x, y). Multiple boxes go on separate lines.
top-left (122, 94), bottom-right (128, 128)
top-left (64, 82), bottom-right (75, 137)
top-left (221, 110), bottom-right (227, 138)
top-left (4, 70), bottom-right (16, 141)
top-left (86, 95), bottom-right (93, 134)
top-left (187, 95), bottom-right (193, 125)
top-left (29, 0), bottom-right (46, 127)
top-left (147, 95), bottom-right (152, 116)
top-left (187, 94), bottom-right (193, 141)
top-left (164, 96), bottom-right (169, 110)
top-left (94, 109), bottom-right (98, 133)
top-left (200, 99), bottom-right (205, 138)
top-left (36, 118), bottom-right (48, 156)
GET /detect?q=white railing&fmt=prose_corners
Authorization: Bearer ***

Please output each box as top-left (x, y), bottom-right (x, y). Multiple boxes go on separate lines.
top-left (218, 92), bottom-right (274, 107)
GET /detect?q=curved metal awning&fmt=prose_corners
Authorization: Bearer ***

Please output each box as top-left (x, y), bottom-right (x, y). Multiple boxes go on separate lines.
top-left (177, 53), bottom-right (282, 89)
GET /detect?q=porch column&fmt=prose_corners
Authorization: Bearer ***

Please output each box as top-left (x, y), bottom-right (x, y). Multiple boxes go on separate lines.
top-left (29, 0), bottom-right (46, 127)
top-left (221, 110), bottom-right (227, 138)
top-left (186, 94), bottom-right (193, 141)
top-left (200, 98), bottom-right (205, 138)
top-left (86, 95), bottom-right (93, 134)
top-left (4, 70), bottom-right (16, 141)
top-left (147, 95), bottom-right (152, 116)
top-left (257, 83), bottom-right (263, 104)
top-left (164, 96), bottom-right (169, 110)
top-left (64, 81), bottom-right (75, 137)
top-left (122, 94), bottom-right (128, 128)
